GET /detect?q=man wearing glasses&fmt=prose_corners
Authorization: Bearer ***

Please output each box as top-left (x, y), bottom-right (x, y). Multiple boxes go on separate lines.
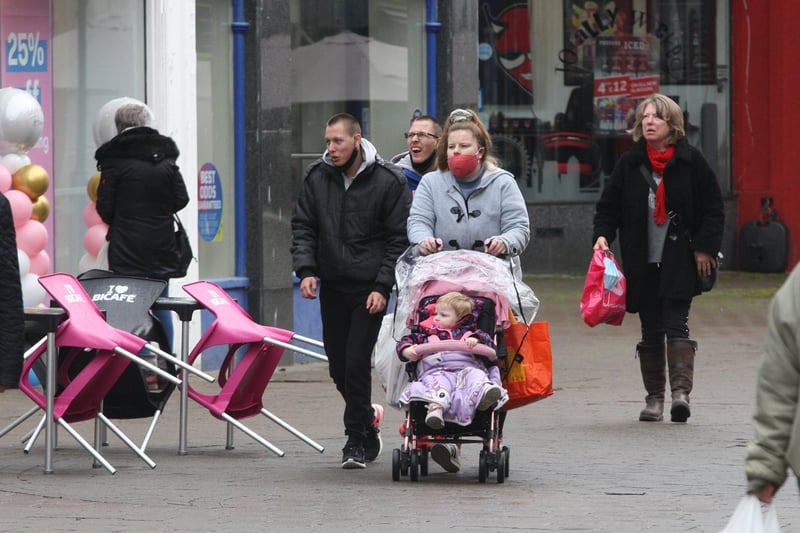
top-left (392, 115), bottom-right (442, 192)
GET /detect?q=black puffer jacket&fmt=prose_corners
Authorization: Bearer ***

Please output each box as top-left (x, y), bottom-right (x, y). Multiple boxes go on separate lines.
top-left (291, 143), bottom-right (411, 298)
top-left (593, 137), bottom-right (724, 311)
top-left (95, 127), bottom-right (189, 280)
top-left (0, 194), bottom-right (24, 387)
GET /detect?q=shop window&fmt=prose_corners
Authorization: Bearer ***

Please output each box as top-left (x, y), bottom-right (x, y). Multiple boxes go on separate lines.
top-left (289, 0), bottom-right (425, 178)
top-left (195, 0), bottom-right (235, 278)
top-left (479, 0), bottom-right (730, 204)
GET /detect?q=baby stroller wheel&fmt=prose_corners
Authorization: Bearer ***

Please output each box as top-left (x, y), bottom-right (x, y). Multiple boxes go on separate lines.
top-left (419, 445), bottom-right (429, 477)
top-left (496, 449), bottom-right (506, 484)
top-left (478, 450), bottom-right (488, 483)
top-left (502, 446), bottom-right (510, 478)
top-left (410, 450), bottom-right (419, 481)
top-left (392, 448), bottom-right (401, 481)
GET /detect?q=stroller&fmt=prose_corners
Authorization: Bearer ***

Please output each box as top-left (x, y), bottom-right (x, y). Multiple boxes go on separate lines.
top-left (388, 248), bottom-right (539, 483)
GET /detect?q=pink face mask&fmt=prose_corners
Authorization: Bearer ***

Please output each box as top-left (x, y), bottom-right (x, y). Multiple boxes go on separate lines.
top-left (448, 153), bottom-right (480, 178)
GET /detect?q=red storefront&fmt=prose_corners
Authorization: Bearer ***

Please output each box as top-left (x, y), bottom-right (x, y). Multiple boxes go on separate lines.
top-left (732, 0), bottom-right (800, 270)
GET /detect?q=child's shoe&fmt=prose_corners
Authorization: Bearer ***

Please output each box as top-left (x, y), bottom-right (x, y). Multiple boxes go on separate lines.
top-left (425, 403), bottom-right (444, 429)
top-left (477, 385), bottom-right (503, 411)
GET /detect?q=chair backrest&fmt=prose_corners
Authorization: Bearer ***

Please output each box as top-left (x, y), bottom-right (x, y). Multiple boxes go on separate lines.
top-left (77, 270), bottom-right (167, 343)
top-left (38, 273), bottom-right (148, 355)
top-left (76, 271), bottom-right (174, 418)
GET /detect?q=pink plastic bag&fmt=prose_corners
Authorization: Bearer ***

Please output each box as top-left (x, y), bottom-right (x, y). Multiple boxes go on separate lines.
top-left (580, 249), bottom-right (626, 327)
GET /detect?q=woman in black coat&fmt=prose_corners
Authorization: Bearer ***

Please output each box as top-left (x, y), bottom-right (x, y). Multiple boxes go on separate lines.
top-left (94, 103), bottom-right (189, 349)
top-left (0, 193), bottom-right (24, 391)
top-left (593, 93), bottom-right (724, 424)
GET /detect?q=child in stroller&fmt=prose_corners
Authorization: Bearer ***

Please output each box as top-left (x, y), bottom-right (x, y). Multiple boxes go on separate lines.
top-left (396, 291), bottom-right (507, 429)
top-left (386, 248), bottom-right (539, 483)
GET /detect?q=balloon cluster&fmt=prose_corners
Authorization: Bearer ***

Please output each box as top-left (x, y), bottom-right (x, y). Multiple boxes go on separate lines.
top-left (80, 97), bottom-right (154, 273)
top-left (0, 87), bottom-right (48, 307)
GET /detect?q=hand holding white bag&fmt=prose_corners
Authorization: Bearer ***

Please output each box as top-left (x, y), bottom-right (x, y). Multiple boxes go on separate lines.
top-left (719, 495), bottom-right (780, 533)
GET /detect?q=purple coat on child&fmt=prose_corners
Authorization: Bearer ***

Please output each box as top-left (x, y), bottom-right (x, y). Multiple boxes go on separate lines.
top-left (397, 310), bottom-right (507, 426)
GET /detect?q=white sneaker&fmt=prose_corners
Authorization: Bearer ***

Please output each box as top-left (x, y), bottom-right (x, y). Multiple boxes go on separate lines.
top-left (425, 404), bottom-right (444, 429)
top-left (430, 443), bottom-right (460, 473)
top-left (477, 385), bottom-right (503, 411)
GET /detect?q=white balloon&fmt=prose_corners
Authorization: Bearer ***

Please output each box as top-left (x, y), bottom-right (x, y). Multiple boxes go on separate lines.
top-left (17, 247), bottom-right (30, 277)
top-left (92, 97), bottom-right (155, 147)
top-left (78, 252), bottom-right (97, 274)
top-left (2, 152), bottom-right (27, 174)
top-left (21, 272), bottom-right (46, 307)
top-left (0, 88), bottom-right (44, 153)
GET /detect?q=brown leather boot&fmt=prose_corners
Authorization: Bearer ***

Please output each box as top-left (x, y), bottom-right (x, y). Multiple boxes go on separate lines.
top-left (637, 342), bottom-right (666, 422)
top-left (667, 339), bottom-right (697, 422)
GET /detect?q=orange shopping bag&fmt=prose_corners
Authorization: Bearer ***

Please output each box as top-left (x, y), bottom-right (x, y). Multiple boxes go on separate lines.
top-left (500, 317), bottom-right (554, 411)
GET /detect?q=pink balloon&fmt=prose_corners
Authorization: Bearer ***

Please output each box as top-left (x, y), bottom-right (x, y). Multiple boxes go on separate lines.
top-left (28, 249), bottom-right (51, 276)
top-left (0, 164), bottom-right (11, 192)
top-left (5, 189), bottom-right (32, 227)
top-left (15, 219), bottom-right (48, 257)
top-left (82, 202), bottom-right (103, 228)
top-left (83, 223), bottom-right (108, 257)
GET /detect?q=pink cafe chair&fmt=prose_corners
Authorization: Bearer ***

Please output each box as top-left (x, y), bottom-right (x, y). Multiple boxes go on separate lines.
top-left (180, 280), bottom-right (326, 457)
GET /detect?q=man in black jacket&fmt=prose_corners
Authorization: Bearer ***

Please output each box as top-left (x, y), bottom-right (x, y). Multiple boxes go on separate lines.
top-left (292, 113), bottom-right (411, 469)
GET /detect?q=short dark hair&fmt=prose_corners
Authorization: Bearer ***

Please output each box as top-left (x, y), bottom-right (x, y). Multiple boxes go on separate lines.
top-left (115, 103), bottom-right (153, 132)
top-left (327, 113), bottom-right (362, 135)
top-left (410, 115), bottom-right (442, 136)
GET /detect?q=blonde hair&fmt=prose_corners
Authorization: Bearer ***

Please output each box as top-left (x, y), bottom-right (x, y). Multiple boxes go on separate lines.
top-left (630, 93), bottom-right (685, 144)
top-left (436, 292), bottom-right (473, 320)
top-left (436, 108), bottom-right (499, 171)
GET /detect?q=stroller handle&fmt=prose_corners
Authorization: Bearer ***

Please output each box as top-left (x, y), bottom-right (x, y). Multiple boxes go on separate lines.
top-left (412, 340), bottom-right (496, 362)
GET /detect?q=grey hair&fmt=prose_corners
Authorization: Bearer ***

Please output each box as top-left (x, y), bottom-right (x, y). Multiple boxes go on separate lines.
top-left (114, 103), bottom-right (154, 133)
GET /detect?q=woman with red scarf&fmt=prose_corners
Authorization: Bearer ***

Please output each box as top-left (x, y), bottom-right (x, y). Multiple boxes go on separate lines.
top-left (592, 94), bottom-right (724, 423)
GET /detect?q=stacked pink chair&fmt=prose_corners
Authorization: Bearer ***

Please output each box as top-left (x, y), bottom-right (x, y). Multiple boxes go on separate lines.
top-left (181, 280), bottom-right (325, 456)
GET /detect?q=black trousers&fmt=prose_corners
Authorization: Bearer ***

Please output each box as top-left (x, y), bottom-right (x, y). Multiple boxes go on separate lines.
top-left (638, 263), bottom-right (692, 344)
top-left (319, 284), bottom-right (384, 442)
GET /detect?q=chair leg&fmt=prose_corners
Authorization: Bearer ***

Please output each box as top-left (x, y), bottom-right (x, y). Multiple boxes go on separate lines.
top-left (0, 405), bottom-right (40, 439)
top-left (261, 408), bottom-right (325, 453)
top-left (220, 412), bottom-right (284, 457)
top-left (23, 414), bottom-right (46, 453)
top-left (226, 421), bottom-right (235, 450)
top-left (140, 409), bottom-right (162, 453)
top-left (57, 418), bottom-right (116, 475)
top-left (97, 413), bottom-right (156, 469)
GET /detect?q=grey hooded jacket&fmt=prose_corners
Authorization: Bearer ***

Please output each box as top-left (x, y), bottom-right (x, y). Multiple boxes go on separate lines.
top-left (407, 165), bottom-right (530, 256)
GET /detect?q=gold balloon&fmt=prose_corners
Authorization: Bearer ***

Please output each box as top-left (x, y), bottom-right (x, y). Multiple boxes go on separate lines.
top-left (12, 164), bottom-right (49, 200)
top-left (31, 194), bottom-right (50, 222)
top-left (87, 172), bottom-right (101, 202)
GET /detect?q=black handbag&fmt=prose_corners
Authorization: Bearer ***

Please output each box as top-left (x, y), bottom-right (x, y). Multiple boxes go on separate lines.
top-left (172, 214), bottom-right (193, 278)
top-left (668, 211), bottom-right (722, 292)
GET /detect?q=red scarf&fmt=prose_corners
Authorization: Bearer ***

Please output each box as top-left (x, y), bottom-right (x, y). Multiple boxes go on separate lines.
top-left (646, 144), bottom-right (675, 225)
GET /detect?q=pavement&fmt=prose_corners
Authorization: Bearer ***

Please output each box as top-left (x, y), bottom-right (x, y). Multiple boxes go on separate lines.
top-left (0, 270), bottom-right (797, 532)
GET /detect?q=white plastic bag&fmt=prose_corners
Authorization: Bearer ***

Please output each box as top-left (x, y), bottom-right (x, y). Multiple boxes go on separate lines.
top-left (373, 313), bottom-right (409, 409)
top-left (719, 495), bottom-right (780, 533)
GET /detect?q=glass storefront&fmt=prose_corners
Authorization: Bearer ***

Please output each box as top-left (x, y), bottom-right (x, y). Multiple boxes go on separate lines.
top-left (289, 0), bottom-right (426, 178)
top-left (52, 1), bottom-right (146, 272)
top-left (195, 0), bottom-right (235, 279)
top-left (479, 0), bottom-right (730, 204)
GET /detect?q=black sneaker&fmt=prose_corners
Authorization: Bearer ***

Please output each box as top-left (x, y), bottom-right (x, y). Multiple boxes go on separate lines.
top-left (364, 428), bottom-right (382, 462)
top-left (364, 404), bottom-right (384, 462)
top-left (341, 440), bottom-right (366, 469)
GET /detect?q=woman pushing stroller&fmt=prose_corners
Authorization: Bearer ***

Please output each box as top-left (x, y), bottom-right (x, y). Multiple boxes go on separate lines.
top-left (397, 292), bottom-right (507, 429)
top-left (403, 107), bottom-right (530, 473)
